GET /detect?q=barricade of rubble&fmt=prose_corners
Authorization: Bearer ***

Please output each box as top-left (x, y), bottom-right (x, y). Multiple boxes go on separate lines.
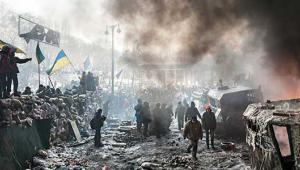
top-left (0, 91), bottom-right (95, 144)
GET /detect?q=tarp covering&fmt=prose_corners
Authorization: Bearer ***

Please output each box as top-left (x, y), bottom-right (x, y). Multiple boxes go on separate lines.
top-left (0, 119), bottom-right (51, 170)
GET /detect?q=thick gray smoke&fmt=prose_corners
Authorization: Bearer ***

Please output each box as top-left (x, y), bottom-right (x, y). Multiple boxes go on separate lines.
top-left (106, 0), bottom-right (300, 100)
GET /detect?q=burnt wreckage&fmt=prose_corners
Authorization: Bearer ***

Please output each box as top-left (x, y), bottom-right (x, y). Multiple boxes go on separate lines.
top-left (244, 99), bottom-right (300, 170)
top-left (207, 85), bottom-right (263, 137)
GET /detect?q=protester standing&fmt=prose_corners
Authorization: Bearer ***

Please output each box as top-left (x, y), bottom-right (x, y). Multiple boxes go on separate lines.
top-left (202, 106), bottom-right (217, 149)
top-left (0, 46), bottom-right (11, 98)
top-left (134, 99), bottom-right (143, 133)
top-left (8, 48), bottom-right (31, 96)
top-left (91, 109), bottom-right (106, 147)
top-left (175, 101), bottom-right (185, 130)
top-left (141, 101), bottom-right (151, 138)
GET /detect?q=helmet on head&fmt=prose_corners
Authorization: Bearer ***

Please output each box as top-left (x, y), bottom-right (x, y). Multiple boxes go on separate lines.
top-left (205, 105), bottom-right (212, 111)
top-left (1, 45), bottom-right (10, 54)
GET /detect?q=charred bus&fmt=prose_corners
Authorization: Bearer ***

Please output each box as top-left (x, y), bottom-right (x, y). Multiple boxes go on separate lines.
top-left (206, 86), bottom-right (263, 137)
top-left (243, 99), bottom-right (300, 170)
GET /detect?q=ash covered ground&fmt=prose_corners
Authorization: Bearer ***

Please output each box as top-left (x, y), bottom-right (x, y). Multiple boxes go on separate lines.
top-left (32, 122), bottom-right (250, 170)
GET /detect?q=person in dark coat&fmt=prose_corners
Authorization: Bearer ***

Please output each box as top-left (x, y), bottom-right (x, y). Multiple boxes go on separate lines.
top-left (202, 106), bottom-right (217, 149)
top-left (175, 101), bottom-right (185, 130)
top-left (183, 116), bottom-right (203, 160)
top-left (0, 45), bottom-right (10, 98)
top-left (141, 101), bottom-right (151, 138)
top-left (92, 109), bottom-right (106, 147)
top-left (185, 101), bottom-right (201, 122)
top-left (152, 103), bottom-right (162, 138)
top-left (7, 48), bottom-right (31, 96)
top-left (134, 99), bottom-right (143, 133)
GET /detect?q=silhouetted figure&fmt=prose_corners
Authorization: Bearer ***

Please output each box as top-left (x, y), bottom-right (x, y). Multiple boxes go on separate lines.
top-left (185, 101), bottom-right (201, 122)
top-left (90, 109), bottom-right (106, 147)
top-left (202, 106), bottom-right (216, 149)
top-left (141, 101), bottom-right (151, 138)
top-left (7, 48), bottom-right (31, 96)
top-left (134, 99), bottom-right (143, 133)
top-left (152, 103), bottom-right (163, 138)
top-left (0, 45), bottom-right (10, 98)
top-left (175, 101), bottom-right (185, 130)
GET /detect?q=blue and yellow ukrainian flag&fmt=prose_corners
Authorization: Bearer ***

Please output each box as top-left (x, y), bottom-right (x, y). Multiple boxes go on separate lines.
top-left (47, 50), bottom-right (71, 76)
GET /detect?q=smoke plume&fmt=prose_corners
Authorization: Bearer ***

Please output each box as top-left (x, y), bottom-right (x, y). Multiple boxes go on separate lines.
top-left (107, 0), bottom-right (300, 100)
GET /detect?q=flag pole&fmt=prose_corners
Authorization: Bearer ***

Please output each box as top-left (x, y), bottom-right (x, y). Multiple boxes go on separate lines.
top-left (66, 56), bottom-right (80, 79)
top-left (38, 63), bottom-right (41, 86)
top-left (48, 76), bottom-right (55, 89)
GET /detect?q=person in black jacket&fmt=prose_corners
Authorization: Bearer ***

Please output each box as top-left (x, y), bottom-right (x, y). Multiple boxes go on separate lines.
top-left (8, 48), bottom-right (31, 96)
top-left (141, 101), bottom-right (151, 138)
top-left (202, 106), bottom-right (217, 149)
top-left (0, 45), bottom-right (10, 98)
top-left (185, 101), bottom-right (201, 122)
top-left (92, 109), bottom-right (106, 147)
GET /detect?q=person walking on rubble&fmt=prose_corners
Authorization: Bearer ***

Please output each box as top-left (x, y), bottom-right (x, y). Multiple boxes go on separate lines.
top-left (134, 99), bottom-right (143, 133)
top-left (185, 101), bottom-right (201, 122)
top-left (7, 48), bottom-right (32, 96)
top-left (141, 101), bottom-right (152, 138)
top-left (183, 115), bottom-right (203, 160)
top-left (175, 101), bottom-right (185, 130)
top-left (0, 45), bottom-right (10, 99)
top-left (202, 106), bottom-right (216, 149)
top-left (91, 109), bottom-right (106, 147)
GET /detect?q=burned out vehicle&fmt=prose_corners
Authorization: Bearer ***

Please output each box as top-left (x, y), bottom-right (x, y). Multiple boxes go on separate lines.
top-left (207, 86), bottom-right (263, 137)
top-left (244, 99), bottom-right (300, 170)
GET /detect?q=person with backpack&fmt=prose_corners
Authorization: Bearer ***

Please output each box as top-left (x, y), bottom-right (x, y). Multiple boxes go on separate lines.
top-left (8, 48), bottom-right (31, 96)
top-left (90, 109), bottom-right (106, 147)
top-left (0, 45), bottom-right (11, 99)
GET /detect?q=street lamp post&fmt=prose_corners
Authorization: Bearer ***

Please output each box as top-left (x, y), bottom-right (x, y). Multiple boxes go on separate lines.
top-left (105, 24), bottom-right (121, 97)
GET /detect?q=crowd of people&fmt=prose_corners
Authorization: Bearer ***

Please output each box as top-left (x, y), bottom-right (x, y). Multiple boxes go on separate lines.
top-left (132, 98), bottom-right (217, 160)
top-left (79, 71), bottom-right (98, 93)
top-left (0, 45), bottom-right (32, 98)
top-left (134, 99), bottom-right (174, 138)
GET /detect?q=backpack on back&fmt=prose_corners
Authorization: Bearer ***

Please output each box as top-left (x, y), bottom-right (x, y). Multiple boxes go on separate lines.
top-left (90, 118), bottom-right (96, 129)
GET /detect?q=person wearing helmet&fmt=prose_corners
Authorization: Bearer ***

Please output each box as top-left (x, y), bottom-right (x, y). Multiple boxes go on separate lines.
top-left (202, 105), bottom-right (216, 149)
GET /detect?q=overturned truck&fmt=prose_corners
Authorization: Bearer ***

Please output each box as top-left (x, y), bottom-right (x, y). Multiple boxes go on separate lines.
top-left (243, 99), bottom-right (300, 170)
top-left (207, 86), bottom-right (263, 137)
